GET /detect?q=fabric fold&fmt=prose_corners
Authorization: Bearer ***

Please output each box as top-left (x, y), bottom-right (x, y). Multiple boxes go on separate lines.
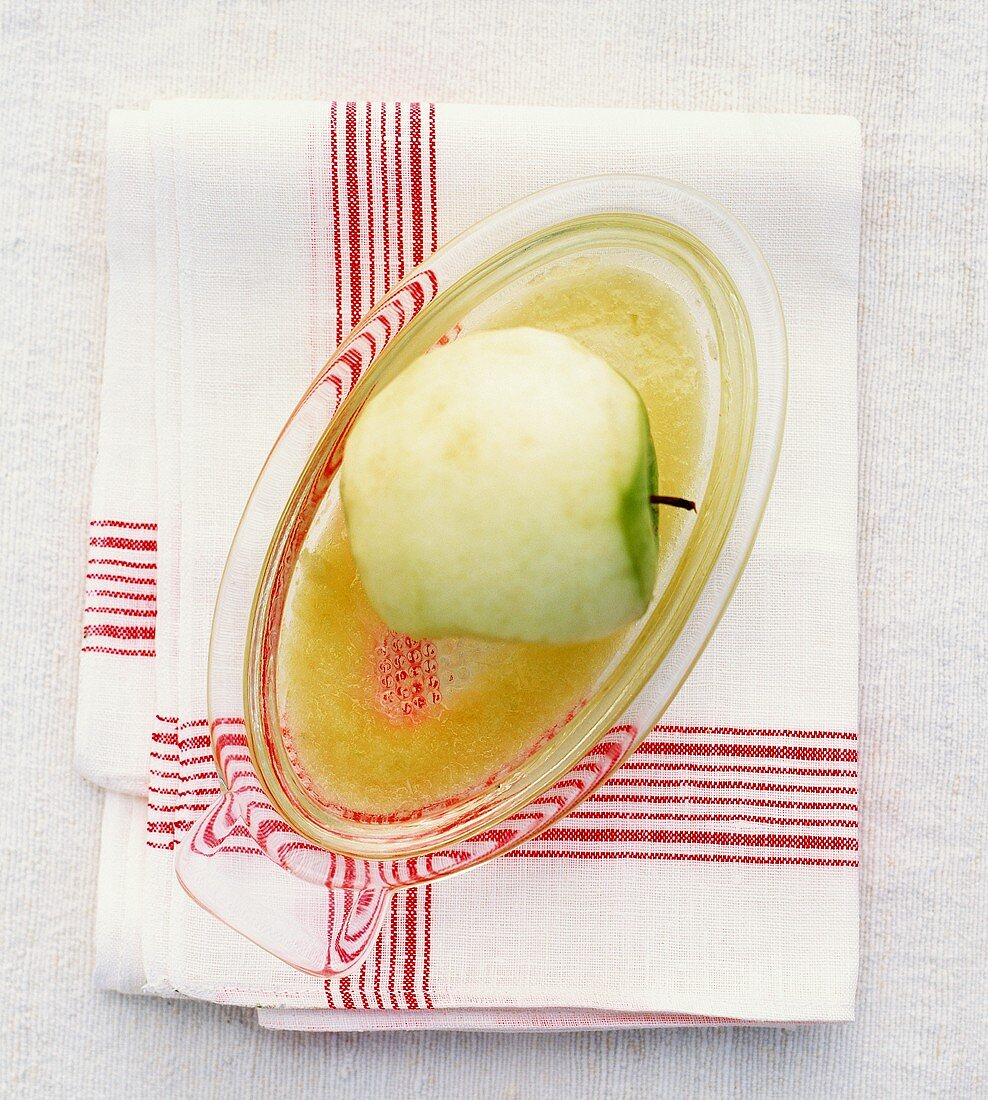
top-left (75, 110), bottom-right (158, 794)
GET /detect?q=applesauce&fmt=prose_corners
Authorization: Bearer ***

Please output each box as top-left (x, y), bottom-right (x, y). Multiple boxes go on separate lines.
top-left (276, 258), bottom-right (708, 819)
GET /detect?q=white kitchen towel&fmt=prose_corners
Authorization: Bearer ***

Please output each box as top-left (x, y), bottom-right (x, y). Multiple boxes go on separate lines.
top-left (89, 101), bottom-right (860, 1026)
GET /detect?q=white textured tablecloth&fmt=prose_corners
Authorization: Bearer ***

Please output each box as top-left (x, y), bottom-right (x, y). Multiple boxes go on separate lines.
top-left (1, 2), bottom-right (985, 1097)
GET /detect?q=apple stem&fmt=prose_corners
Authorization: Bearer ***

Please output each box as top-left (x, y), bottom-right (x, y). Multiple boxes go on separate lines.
top-left (649, 495), bottom-right (696, 512)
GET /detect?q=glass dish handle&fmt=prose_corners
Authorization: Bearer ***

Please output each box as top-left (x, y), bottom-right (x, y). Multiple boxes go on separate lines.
top-left (175, 794), bottom-right (391, 976)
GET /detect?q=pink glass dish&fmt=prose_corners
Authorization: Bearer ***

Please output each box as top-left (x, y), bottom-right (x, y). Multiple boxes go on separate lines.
top-left (176, 176), bottom-right (787, 976)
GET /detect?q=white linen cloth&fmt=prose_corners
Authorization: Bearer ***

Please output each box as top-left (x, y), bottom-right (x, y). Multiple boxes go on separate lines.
top-left (79, 101), bottom-right (860, 1028)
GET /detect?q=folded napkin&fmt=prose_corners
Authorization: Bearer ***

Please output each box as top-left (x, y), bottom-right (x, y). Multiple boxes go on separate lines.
top-left (80, 101), bottom-right (861, 1029)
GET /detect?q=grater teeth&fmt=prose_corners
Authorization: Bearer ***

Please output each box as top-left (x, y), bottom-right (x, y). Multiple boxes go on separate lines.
top-left (373, 631), bottom-right (443, 723)
top-left (372, 631), bottom-right (488, 723)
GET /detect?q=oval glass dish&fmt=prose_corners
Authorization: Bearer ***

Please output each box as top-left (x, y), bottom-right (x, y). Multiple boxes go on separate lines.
top-left (176, 175), bottom-right (787, 976)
